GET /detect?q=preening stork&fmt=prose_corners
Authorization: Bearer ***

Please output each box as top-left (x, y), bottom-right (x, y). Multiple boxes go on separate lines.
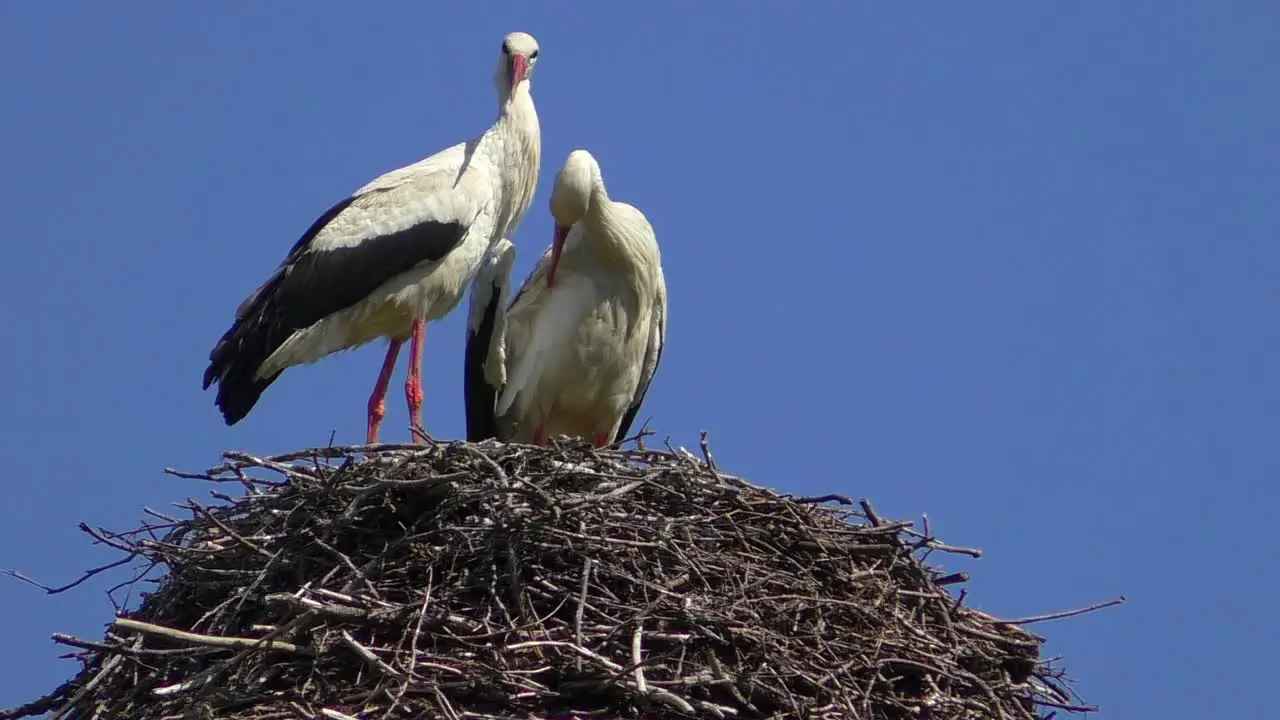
top-left (203, 32), bottom-right (542, 444)
top-left (464, 149), bottom-right (667, 448)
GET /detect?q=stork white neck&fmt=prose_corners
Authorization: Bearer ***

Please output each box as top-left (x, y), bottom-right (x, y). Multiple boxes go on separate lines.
top-left (490, 86), bottom-right (541, 241)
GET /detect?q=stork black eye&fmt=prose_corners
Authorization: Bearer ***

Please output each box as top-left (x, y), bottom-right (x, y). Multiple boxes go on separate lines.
top-left (502, 42), bottom-right (511, 55)
top-left (529, 49), bottom-right (538, 60)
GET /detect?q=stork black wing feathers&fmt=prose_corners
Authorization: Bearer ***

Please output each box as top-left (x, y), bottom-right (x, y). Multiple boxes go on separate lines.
top-left (204, 194), bottom-right (467, 425)
top-left (463, 278), bottom-right (504, 442)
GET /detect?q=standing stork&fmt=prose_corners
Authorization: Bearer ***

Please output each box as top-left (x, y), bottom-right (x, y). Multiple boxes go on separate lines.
top-left (464, 149), bottom-right (666, 448)
top-left (203, 32), bottom-right (542, 444)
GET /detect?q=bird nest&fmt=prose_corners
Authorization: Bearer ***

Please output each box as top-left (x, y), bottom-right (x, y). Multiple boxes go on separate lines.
top-left (3, 437), bottom-right (1110, 720)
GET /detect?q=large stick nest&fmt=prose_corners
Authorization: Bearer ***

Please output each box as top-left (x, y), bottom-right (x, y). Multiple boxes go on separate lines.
top-left (4, 438), bottom-right (1102, 720)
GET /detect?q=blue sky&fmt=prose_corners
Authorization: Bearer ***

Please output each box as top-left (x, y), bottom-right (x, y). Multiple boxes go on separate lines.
top-left (1, 2), bottom-right (1275, 716)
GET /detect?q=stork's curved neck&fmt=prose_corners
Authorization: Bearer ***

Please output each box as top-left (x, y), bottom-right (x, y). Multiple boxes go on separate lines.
top-left (581, 195), bottom-right (658, 288)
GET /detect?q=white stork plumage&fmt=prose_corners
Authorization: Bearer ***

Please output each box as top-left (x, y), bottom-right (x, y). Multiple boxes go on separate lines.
top-left (203, 32), bottom-right (542, 444)
top-left (464, 149), bottom-right (667, 448)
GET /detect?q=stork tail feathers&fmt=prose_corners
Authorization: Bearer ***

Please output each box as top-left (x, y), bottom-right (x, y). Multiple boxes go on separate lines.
top-left (203, 310), bottom-right (290, 426)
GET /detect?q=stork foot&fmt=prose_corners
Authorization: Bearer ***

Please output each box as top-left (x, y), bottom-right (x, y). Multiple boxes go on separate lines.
top-left (593, 433), bottom-right (610, 449)
top-left (533, 424), bottom-right (547, 445)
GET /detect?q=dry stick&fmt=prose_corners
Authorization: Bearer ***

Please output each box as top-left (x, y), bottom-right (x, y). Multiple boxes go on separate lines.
top-left (506, 640), bottom-right (624, 673)
top-left (310, 535), bottom-right (379, 596)
top-left (112, 617), bottom-right (308, 654)
top-left (340, 630), bottom-right (404, 680)
top-left (408, 578), bottom-right (436, 667)
top-left (52, 633), bottom-right (212, 658)
top-left (921, 539), bottom-right (983, 559)
top-left (149, 611), bottom-right (317, 698)
top-left (698, 430), bottom-right (718, 471)
top-left (934, 572), bottom-right (970, 587)
top-left (574, 557), bottom-right (593, 672)
top-left (384, 572), bottom-right (436, 720)
top-left (471, 443), bottom-right (559, 514)
top-left (221, 451), bottom-right (321, 481)
top-left (997, 596), bottom-right (1127, 625)
top-left (263, 442), bottom-right (425, 464)
top-left (1036, 698), bottom-right (1099, 713)
top-left (408, 423), bottom-right (438, 445)
top-left (77, 523), bottom-right (137, 555)
top-left (184, 502), bottom-right (274, 560)
top-left (791, 494), bottom-right (854, 505)
top-left (859, 498), bottom-right (883, 526)
top-left (341, 471), bottom-right (466, 520)
top-left (614, 425), bottom-right (655, 450)
top-left (631, 620), bottom-right (647, 694)
top-left (164, 466), bottom-right (279, 487)
top-left (2, 556), bottom-right (133, 595)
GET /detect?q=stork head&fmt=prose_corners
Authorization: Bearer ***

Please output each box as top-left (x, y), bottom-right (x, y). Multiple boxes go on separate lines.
top-left (546, 149), bottom-right (602, 288)
top-left (496, 32), bottom-right (539, 103)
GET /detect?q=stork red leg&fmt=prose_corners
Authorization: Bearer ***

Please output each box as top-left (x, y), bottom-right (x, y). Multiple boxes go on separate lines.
top-left (533, 423), bottom-right (547, 445)
top-left (367, 339), bottom-right (403, 445)
top-left (593, 433), bottom-right (610, 449)
top-left (405, 319), bottom-right (426, 442)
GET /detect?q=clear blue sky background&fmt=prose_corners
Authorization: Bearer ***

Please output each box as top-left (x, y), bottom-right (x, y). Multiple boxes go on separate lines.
top-left (1, 2), bottom-right (1275, 717)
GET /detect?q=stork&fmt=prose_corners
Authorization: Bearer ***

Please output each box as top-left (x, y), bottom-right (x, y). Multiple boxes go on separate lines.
top-left (464, 149), bottom-right (666, 448)
top-left (203, 32), bottom-right (542, 444)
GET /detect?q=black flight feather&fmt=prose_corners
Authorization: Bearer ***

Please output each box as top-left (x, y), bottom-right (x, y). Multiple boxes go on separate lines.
top-left (463, 277), bottom-right (504, 442)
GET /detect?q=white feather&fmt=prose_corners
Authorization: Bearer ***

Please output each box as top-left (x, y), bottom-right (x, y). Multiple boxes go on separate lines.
top-left (468, 149), bottom-right (667, 445)
top-left (496, 262), bottom-right (596, 418)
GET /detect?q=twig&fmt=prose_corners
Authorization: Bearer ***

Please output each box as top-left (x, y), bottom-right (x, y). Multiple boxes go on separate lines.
top-left (505, 640), bottom-right (624, 673)
top-left (997, 596), bottom-right (1126, 625)
top-left (382, 572), bottom-right (436, 719)
top-left (614, 425), bottom-right (655, 450)
top-left (52, 633), bottom-right (212, 658)
top-left (409, 424), bottom-right (438, 446)
top-left (112, 617), bottom-right (308, 654)
top-left (340, 630), bottom-right (404, 679)
top-left (921, 539), bottom-right (983, 558)
top-left (791, 494), bottom-right (854, 505)
top-left (574, 557), bottom-right (593, 671)
top-left (631, 620), bottom-right (647, 694)
top-left (1035, 699), bottom-right (1099, 713)
top-left (184, 501), bottom-right (275, 560)
top-left (2, 556), bottom-right (133, 595)
top-left (859, 498), bottom-right (883, 526)
top-left (698, 431), bottom-right (717, 471)
top-left (149, 611), bottom-right (316, 697)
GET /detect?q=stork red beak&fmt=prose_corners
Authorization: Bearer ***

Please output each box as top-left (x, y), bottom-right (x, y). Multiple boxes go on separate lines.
top-left (510, 55), bottom-right (530, 90)
top-left (547, 224), bottom-right (569, 288)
